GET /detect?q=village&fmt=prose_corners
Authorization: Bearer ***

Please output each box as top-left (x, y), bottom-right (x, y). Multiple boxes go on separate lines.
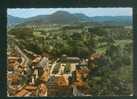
top-left (7, 45), bottom-right (103, 96)
top-left (6, 8), bottom-right (133, 96)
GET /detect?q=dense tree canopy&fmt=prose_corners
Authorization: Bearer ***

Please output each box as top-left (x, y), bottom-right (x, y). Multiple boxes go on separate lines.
top-left (7, 24), bottom-right (133, 95)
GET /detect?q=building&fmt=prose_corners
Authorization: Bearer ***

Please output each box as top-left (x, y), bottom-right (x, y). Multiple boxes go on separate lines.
top-left (60, 56), bottom-right (80, 74)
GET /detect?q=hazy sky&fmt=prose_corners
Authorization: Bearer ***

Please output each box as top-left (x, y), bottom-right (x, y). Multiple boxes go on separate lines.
top-left (7, 8), bottom-right (132, 18)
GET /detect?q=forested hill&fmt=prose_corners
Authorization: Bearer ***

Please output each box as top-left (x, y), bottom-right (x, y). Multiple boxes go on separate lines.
top-left (8, 11), bottom-right (132, 27)
top-left (91, 16), bottom-right (132, 26)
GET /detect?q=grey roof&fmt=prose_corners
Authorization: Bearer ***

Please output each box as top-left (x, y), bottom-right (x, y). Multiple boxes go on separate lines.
top-left (61, 57), bottom-right (80, 63)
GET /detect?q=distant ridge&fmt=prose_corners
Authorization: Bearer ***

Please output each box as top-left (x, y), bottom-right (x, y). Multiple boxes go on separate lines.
top-left (7, 15), bottom-right (25, 27)
top-left (91, 16), bottom-right (132, 26)
top-left (8, 11), bottom-right (132, 27)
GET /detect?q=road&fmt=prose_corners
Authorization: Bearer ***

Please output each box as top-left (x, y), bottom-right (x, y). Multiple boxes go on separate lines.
top-left (15, 45), bottom-right (30, 66)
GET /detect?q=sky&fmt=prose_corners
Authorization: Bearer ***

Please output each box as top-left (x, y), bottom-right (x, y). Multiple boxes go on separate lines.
top-left (7, 8), bottom-right (132, 18)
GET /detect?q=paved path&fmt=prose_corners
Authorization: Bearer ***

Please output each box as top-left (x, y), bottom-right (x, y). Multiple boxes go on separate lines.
top-left (15, 45), bottom-right (30, 66)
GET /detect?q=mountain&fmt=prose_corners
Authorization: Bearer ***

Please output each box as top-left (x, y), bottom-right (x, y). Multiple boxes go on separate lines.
top-left (8, 11), bottom-right (132, 27)
top-left (46, 11), bottom-right (81, 24)
top-left (18, 11), bottom-right (82, 26)
top-left (7, 15), bottom-right (25, 27)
